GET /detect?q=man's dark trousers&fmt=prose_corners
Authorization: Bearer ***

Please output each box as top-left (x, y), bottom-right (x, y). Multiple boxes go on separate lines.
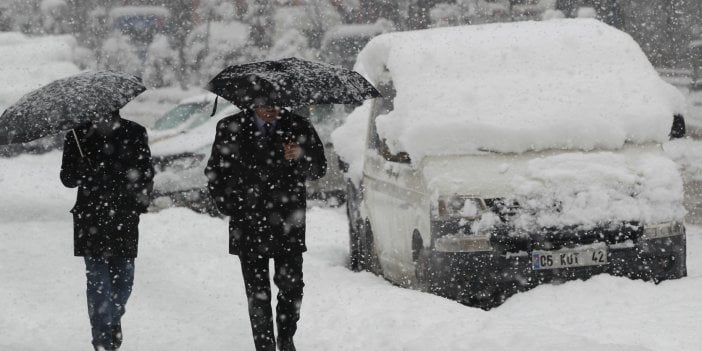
top-left (84, 256), bottom-right (134, 350)
top-left (240, 253), bottom-right (304, 351)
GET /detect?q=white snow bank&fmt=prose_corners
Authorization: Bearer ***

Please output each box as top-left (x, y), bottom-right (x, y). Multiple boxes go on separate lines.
top-left (0, 152), bottom-right (74, 223)
top-left (0, 32), bottom-right (81, 107)
top-left (2, 152), bottom-right (702, 350)
top-left (507, 151), bottom-right (685, 229)
top-left (664, 139), bottom-right (702, 181)
top-left (339, 19), bottom-right (684, 165)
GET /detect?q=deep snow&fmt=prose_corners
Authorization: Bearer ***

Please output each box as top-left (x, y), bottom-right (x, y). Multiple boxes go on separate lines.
top-left (2, 151), bottom-right (702, 351)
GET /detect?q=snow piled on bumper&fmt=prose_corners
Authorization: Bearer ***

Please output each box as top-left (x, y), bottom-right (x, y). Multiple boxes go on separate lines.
top-left (509, 151), bottom-right (684, 229)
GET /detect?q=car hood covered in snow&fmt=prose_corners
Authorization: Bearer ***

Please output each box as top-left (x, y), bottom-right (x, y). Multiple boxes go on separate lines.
top-left (422, 144), bottom-right (685, 229)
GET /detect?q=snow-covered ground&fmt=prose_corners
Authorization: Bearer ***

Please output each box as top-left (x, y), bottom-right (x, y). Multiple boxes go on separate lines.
top-left (1, 152), bottom-right (702, 350)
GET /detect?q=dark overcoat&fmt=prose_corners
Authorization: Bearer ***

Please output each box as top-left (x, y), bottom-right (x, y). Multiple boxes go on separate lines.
top-left (205, 109), bottom-right (327, 257)
top-left (60, 119), bottom-right (154, 258)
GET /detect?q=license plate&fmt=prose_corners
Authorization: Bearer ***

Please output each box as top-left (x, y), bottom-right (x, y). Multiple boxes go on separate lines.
top-left (532, 244), bottom-right (608, 270)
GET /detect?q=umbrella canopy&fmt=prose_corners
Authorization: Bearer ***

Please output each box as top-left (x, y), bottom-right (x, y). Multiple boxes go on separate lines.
top-left (204, 57), bottom-right (381, 109)
top-left (0, 71), bottom-right (146, 145)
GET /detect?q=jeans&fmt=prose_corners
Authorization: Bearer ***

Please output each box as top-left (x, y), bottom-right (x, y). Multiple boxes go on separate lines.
top-left (84, 256), bottom-right (135, 350)
top-left (239, 254), bottom-right (304, 351)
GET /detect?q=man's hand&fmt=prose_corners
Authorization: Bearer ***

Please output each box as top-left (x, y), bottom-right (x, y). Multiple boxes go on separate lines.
top-left (284, 143), bottom-right (303, 161)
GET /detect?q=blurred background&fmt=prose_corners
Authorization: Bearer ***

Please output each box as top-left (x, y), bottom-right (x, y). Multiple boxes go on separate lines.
top-left (0, 0), bottom-right (700, 91)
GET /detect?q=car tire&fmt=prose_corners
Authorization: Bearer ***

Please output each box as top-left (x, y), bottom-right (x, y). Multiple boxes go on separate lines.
top-left (346, 181), bottom-right (363, 271)
top-left (348, 208), bottom-right (363, 272)
top-left (414, 250), bottom-right (430, 292)
top-left (361, 219), bottom-right (382, 276)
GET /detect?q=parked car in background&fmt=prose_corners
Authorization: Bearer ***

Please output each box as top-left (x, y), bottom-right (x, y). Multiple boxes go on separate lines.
top-left (149, 102), bottom-right (239, 215)
top-left (148, 93), bottom-right (233, 144)
top-left (149, 101), bottom-right (349, 215)
top-left (293, 104), bottom-right (348, 204)
top-left (333, 19), bottom-right (688, 309)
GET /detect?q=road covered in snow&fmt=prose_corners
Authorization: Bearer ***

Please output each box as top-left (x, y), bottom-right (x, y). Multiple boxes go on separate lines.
top-left (1, 151), bottom-right (702, 351)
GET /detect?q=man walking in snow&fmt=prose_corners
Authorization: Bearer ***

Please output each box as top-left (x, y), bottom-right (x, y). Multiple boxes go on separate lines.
top-left (60, 110), bottom-right (154, 351)
top-left (205, 100), bottom-right (326, 351)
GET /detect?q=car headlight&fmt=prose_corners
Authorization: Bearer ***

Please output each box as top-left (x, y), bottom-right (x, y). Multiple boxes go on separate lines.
top-left (431, 195), bottom-right (486, 219)
top-left (643, 222), bottom-right (685, 240)
top-left (430, 195), bottom-right (494, 252)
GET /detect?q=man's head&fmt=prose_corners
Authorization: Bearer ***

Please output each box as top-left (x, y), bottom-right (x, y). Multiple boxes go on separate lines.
top-left (94, 110), bottom-right (121, 135)
top-left (254, 105), bottom-right (281, 123)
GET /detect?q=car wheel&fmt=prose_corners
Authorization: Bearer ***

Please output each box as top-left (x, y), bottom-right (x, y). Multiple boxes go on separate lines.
top-left (348, 206), bottom-right (363, 271)
top-left (346, 181), bottom-right (363, 271)
top-left (412, 231), bottom-right (430, 292)
top-left (362, 219), bottom-right (382, 276)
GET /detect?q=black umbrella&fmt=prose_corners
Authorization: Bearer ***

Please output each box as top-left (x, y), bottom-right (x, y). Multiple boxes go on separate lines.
top-left (204, 57), bottom-right (381, 109)
top-left (0, 71), bottom-right (146, 146)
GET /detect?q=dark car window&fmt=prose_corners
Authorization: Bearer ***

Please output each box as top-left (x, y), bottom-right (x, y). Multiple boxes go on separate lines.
top-left (670, 114), bottom-right (686, 139)
top-left (153, 103), bottom-right (208, 131)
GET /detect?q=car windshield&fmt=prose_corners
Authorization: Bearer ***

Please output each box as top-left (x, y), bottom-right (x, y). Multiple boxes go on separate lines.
top-left (153, 103), bottom-right (207, 131)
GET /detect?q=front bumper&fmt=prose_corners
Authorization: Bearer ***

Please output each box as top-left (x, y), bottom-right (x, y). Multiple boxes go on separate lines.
top-left (427, 226), bottom-right (687, 308)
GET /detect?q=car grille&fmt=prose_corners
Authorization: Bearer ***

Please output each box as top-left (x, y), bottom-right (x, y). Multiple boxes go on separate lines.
top-left (490, 222), bottom-right (643, 252)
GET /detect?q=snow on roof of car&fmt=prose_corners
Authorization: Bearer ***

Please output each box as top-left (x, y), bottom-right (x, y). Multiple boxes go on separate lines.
top-left (150, 104), bottom-right (240, 157)
top-left (178, 93), bottom-right (218, 105)
top-left (334, 19), bottom-right (685, 166)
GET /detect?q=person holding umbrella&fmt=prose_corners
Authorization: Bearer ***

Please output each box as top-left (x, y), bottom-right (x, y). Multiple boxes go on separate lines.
top-left (0, 71), bottom-right (152, 351)
top-left (204, 58), bottom-right (379, 351)
top-left (60, 109), bottom-right (153, 351)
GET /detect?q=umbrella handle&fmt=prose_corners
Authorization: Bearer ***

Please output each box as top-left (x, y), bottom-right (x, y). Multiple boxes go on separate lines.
top-left (71, 129), bottom-right (85, 158)
top-left (71, 129), bottom-right (93, 169)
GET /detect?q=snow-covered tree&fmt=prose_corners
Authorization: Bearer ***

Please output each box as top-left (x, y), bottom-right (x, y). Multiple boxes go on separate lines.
top-left (268, 29), bottom-right (318, 60)
top-left (429, 3), bottom-right (460, 27)
top-left (143, 35), bottom-right (179, 88)
top-left (99, 33), bottom-right (141, 77)
top-left (184, 20), bottom-right (251, 85)
top-left (40, 0), bottom-right (70, 34)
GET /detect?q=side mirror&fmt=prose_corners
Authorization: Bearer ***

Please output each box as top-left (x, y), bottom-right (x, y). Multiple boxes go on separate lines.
top-left (670, 114), bottom-right (686, 139)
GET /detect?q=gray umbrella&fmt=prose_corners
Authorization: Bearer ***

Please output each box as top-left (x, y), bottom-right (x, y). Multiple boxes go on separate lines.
top-left (0, 71), bottom-right (146, 145)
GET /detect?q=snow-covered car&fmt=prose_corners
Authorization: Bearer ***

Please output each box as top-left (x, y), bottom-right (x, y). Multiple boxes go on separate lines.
top-left (149, 102), bottom-right (348, 214)
top-left (149, 102), bottom-right (239, 215)
top-left (332, 19), bottom-right (688, 308)
top-left (148, 93), bottom-right (232, 144)
top-left (293, 104), bottom-right (349, 204)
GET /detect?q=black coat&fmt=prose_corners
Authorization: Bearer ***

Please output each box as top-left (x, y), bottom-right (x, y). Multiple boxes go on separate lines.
top-left (60, 119), bottom-right (154, 258)
top-left (205, 109), bottom-right (327, 257)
